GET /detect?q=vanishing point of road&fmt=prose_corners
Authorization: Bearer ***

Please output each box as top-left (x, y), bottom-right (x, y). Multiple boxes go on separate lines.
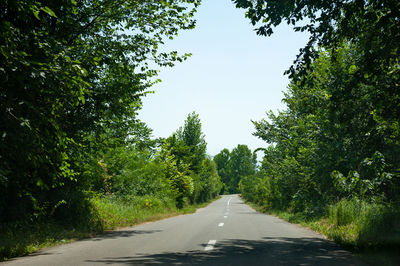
top-left (3, 195), bottom-right (365, 265)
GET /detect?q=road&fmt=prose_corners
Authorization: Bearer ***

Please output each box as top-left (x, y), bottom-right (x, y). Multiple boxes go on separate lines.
top-left (3, 195), bottom-right (365, 265)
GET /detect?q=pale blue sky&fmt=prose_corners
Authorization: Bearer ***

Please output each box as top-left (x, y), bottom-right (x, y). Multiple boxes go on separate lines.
top-left (138, 0), bottom-right (309, 157)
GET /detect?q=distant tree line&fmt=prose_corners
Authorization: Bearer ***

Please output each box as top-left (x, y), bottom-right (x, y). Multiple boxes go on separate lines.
top-left (213, 145), bottom-right (257, 194)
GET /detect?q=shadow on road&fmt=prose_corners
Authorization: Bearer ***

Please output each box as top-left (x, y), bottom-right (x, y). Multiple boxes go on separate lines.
top-left (235, 211), bottom-right (264, 215)
top-left (90, 230), bottom-right (162, 241)
top-left (15, 230), bottom-right (164, 259)
top-left (86, 237), bottom-right (365, 265)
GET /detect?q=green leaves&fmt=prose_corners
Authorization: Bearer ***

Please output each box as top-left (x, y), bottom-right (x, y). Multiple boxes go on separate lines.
top-left (156, 112), bottom-right (221, 207)
top-left (234, 0), bottom-right (400, 81)
top-left (0, 0), bottom-right (201, 223)
top-left (234, 0), bottom-right (400, 226)
top-left (30, 4), bottom-right (57, 20)
top-left (214, 145), bottom-right (256, 194)
top-left (244, 42), bottom-right (400, 213)
top-left (41, 6), bottom-right (57, 18)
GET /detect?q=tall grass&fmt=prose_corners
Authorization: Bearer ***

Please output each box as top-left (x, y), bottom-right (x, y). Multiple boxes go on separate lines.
top-left (262, 197), bottom-right (400, 249)
top-left (323, 198), bottom-right (400, 248)
top-left (92, 194), bottom-right (179, 230)
top-left (244, 195), bottom-right (400, 265)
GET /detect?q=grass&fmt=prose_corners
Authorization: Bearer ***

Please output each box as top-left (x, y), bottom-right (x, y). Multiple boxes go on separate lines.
top-left (243, 196), bottom-right (400, 266)
top-left (0, 194), bottom-right (220, 261)
top-left (92, 194), bottom-right (217, 230)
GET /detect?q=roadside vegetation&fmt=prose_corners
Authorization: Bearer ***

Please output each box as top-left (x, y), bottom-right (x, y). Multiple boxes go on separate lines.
top-left (1, 109), bottom-right (222, 261)
top-left (213, 144), bottom-right (257, 194)
top-left (1, 194), bottom-right (219, 261)
top-left (2, 0), bottom-right (400, 264)
top-left (244, 198), bottom-right (400, 265)
top-left (0, 0), bottom-right (225, 261)
top-left (232, 0), bottom-right (400, 264)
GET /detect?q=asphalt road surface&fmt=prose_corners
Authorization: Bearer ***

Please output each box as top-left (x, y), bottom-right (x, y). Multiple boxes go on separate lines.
top-left (3, 195), bottom-right (366, 265)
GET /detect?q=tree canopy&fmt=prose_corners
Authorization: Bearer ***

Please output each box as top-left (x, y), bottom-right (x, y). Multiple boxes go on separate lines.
top-left (161, 111), bottom-right (222, 206)
top-left (214, 145), bottom-right (257, 193)
top-left (235, 0), bottom-right (400, 220)
top-left (233, 0), bottom-right (400, 79)
top-left (177, 111), bottom-right (207, 172)
top-left (0, 0), bottom-right (200, 222)
top-left (241, 43), bottom-right (400, 214)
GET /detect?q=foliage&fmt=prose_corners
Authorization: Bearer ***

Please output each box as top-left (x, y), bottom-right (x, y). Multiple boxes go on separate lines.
top-left (110, 148), bottom-right (171, 198)
top-left (234, 1), bottom-right (400, 211)
top-left (235, 0), bottom-right (400, 254)
top-left (332, 151), bottom-right (395, 200)
top-left (213, 148), bottom-right (231, 193)
top-left (159, 112), bottom-right (222, 207)
top-left (0, 193), bottom-right (219, 261)
top-left (176, 111), bottom-right (207, 172)
top-left (240, 44), bottom-right (400, 217)
top-left (324, 198), bottom-right (400, 248)
top-left (227, 144), bottom-right (257, 193)
top-left (233, 0), bottom-right (400, 81)
top-left (214, 144), bottom-right (257, 193)
top-left (92, 194), bottom-right (177, 230)
top-left (191, 158), bottom-right (222, 203)
top-left (0, 0), bottom-right (200, 223)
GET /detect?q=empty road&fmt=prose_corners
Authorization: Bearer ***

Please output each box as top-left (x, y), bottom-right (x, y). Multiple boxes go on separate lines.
top-left (3, 195), bottom-right (365, 265)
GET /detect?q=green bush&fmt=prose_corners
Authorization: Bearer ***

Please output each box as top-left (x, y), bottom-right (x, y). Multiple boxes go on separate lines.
top-left (112, 157), bottom-right (172, 198)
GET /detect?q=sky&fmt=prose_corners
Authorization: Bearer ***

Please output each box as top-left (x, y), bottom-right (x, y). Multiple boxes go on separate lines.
top-left (138, 0), bottom-right (309, 157)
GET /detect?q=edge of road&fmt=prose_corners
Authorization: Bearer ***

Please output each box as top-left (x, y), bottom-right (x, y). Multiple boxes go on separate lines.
top-left (0, 196), bottom-right (222, 262)
top-left (103, 195), bottom-right (223, 232)
top-left (238, 194), bottom-right (332, 240)
top-left (238, 195), bottom-right (400, 266)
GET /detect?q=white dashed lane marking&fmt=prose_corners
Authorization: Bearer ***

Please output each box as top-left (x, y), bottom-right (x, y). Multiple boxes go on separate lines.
top-left (204, 240), bottom-right (217, 251)
top-left (218, 222), bottom-right (224, 227)
top-left (227, 197), bottom-right (232, 205)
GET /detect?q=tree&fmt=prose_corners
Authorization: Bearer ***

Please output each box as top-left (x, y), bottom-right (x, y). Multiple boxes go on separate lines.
top-left (159, 111), bottom-right (221, 206)
top-left (234, 0), bottom-right (400, 156)
top-left (234, 0), bottom-right (400, 214)
top-left (228, 144), bottom-right (257, 193)
top-left (233, 0), bottom-right (400, 78)
top-left (214, 145), bottom-right (256, 193)
top-left (213, 148), bottom-right (231, 193)
top-left (177, 111), bottom-right (207, 172)
top-left (192, 157), bottom-right (222, 203)
top-left (0, 0), bottom-right (200, 222)
top-left (246, 44), bottom-right (400, 214)
top-left (156, 139), bottom-right (194, 208)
